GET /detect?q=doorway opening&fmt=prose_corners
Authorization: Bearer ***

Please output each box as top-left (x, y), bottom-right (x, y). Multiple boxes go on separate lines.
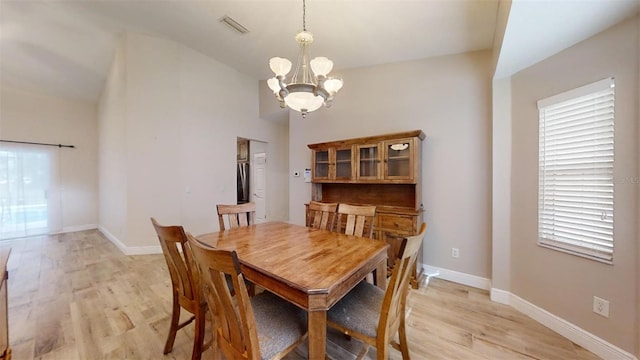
top-left (236, 138), bottom-right (267, 223)
top-left (236, 138), bottom-right (250, 204)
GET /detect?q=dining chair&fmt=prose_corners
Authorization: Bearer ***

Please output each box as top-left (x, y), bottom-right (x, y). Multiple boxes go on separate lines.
top-left (305, 201), bottom-right (338, 231)
top-left (150, 218), bottom-right (207, 360)
top-left (216, 202), bottom-right (258, 296)
top-left (217, 202), bottom-right (256, 230)
top-left (336, 203), bottom-right (378, 283)
top-left (187, 234), bottom-right (308, 360)
top-left (335, 203), bottom-right (377, 238)
top-left (327, 222), bottom-right (427, 360)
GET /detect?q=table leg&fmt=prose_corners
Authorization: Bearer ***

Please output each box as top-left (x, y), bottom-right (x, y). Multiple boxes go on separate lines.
top-left (308, 310), bottom-right (326, 360)
top-left (375, 260), bottom-right (387, 289)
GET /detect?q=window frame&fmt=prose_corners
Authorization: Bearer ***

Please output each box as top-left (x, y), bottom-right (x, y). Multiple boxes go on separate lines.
top-left (537, 77), bottom-right (615, 264)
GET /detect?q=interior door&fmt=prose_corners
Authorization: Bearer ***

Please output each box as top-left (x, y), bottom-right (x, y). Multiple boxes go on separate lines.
top-left (252, 152), bottom-right (267, 223)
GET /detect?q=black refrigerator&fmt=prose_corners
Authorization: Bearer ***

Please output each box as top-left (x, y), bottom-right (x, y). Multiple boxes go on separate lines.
top-left (237, 162), bottom-right (250, 204)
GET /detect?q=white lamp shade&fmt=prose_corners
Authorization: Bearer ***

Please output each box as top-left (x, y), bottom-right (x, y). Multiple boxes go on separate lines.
top-left (310, 57), bottom-right (333, 76)
top-left (324, 78), bottom-right (343, 95)
top-left (284, 92), bottom-right (324, 113)
top-left (267, 77), bottom-right (280, 93)
top-left (269, 57), bottom-right (292, 77)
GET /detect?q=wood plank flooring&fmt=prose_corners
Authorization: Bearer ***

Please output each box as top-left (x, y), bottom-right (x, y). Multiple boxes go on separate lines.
top-left (0, 230), bottom-right (600, 359)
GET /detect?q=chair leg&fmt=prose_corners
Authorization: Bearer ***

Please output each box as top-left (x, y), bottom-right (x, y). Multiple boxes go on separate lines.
top-left (191, 304), bottom-right (206, 360)
top-left (164, 293), bottom-right (181, 354)
top-left (398, 317), bottom-right (410, 359)
top-left (246, 281), bottom-right (256, 297)
top-left (376, 338), bottom-right (389, 360)
top-left (365, 272), bottom-right (374, 284)
top-left (211, 310), bottom-right (222, 360)
top-left (212, 332), bottom-right (223, 360)
top-left (355, 344), bottom-right (370, 360)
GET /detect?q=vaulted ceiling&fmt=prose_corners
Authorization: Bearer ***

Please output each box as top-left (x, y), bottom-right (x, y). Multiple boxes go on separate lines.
top-left (1, 0), bottom-right (638, 104)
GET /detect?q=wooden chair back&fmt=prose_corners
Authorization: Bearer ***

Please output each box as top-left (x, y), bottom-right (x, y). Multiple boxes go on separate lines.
top-left (378, 222), bottom-right (427, 357)
top-left (150, 218), bottom-right (205, 360)
top-left (217, 202), bottom-right (256, 230)
top-left (305, 201), bottom-right (338, 231)
top-left (327, 222), bottom-right (427, 360)
top-left (187, 237), bottom-right (261, 360)
top-left (151, 218), bottom-right (200, 312)
top-left (336, 203), bottom-right (377, 238)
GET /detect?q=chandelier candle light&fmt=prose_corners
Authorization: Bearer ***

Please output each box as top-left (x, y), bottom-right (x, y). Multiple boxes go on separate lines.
top-left (267, 0), bottom-right (343, 118)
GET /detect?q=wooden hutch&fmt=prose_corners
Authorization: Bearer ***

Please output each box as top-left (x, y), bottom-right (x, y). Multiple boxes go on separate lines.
top-left (307, 130), bottom-right (426, 287)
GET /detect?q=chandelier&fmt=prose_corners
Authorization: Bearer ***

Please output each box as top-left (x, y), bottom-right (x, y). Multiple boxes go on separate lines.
top-left (267, 0), bottom-right (343, 118)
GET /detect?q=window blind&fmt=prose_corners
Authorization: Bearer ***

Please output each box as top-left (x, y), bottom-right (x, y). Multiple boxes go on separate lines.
top-left (537, 78), bottom-right (615, 263)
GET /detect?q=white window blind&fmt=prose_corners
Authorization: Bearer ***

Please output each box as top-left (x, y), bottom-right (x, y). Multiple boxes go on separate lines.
top-left (537, 78), bottom-right (615, 264)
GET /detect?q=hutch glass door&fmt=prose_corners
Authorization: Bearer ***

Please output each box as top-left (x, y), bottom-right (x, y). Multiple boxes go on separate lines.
top-left (335, 148), bottom-right (352, 179)
top-left (314, 150), bottom-right (330, 179)
top-left (385, 140), bottom-right (412, 179)
top-left (358, 144), bottom-right (379, 179)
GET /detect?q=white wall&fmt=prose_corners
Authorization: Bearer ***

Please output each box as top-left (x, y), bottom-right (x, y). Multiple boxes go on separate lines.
top-left (98, 40), bottom-right (128, 244)
top-left (490, 77), bottom-right (512, 297)
top-left (510, 17), bottom-right (638, 353)
top-left (1, 87), bottom-right (98, 232)
top-left (488, 0), bottom-right (513, 299)
top-left (287, 50), bottom-right (493, 280)
top-left (98, 33), bottom-right (289, 252)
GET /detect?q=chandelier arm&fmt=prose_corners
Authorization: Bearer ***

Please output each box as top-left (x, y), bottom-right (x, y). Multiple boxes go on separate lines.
top-left (276, 75), bottom-right (289, 99)
top-left (324, 99), bottom-right (333, 108)
top-left (316, 75), bottom-right (326, 90)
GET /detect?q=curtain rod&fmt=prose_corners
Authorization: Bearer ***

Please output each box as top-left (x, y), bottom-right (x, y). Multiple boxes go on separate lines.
top-left (0, 139), bottom-right (75, 148)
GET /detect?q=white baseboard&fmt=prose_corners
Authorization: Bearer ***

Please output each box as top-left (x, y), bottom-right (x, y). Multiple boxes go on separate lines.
top-left (510, 293), bottom-right (637, 360)
top-left (490, 287), bottom-right (511, 305)
top-left (59, 224), bottom-right (98, 233)
top-left (426, 266), bottom-right (636, 360)
top-left (422, 265), bottom-right (441, 278)
top-left (422, 264), bottom-right (491, 290)
top-left (98, 226), bottom-right (162, 256)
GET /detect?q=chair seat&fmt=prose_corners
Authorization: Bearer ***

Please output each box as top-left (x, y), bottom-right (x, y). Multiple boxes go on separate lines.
top-left (327, 281), bottom-right (384, 339)
top-left (252, 291), bottom-right (308, 360)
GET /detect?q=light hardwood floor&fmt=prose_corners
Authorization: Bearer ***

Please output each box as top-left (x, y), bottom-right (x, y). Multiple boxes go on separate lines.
top-left (0, 230), bottom-right (600, 360)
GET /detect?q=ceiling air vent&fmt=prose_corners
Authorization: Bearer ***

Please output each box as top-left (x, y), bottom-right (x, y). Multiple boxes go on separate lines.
top-left (220, 15), bottom-right (249, 35)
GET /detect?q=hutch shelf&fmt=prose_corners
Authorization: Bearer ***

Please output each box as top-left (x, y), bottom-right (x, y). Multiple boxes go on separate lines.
top-left (308, 130), bottom-right (426, 288)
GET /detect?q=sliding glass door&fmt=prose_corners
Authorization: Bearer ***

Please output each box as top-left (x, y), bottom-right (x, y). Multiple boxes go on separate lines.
top-left (0, 143), bottom-right (60, 240)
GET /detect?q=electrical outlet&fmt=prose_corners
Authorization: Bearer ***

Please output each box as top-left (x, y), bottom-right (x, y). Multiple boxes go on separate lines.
top-left (451, 248), bottom-right (459, 258)
top-left (593, 296), bottom-right (610, 318)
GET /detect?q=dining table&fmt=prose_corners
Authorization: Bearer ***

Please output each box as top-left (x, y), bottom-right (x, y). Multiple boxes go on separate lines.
top-left (196, 221), bottom-right (388, 360)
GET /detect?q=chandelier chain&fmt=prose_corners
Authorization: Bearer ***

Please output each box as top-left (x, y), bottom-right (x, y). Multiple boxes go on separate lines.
top-left (302, 0), bottom-right (306, 31)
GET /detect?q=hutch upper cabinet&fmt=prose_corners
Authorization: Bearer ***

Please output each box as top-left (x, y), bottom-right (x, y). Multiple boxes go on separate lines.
top-left (312, 145), bottom-right (354, 181)
top-left (308, 130), bottom-right (426, 287)
top-left (311, 133), bottom-right (422, 184)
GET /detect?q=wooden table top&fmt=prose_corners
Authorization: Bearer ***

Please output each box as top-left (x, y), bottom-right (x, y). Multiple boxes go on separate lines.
top-left (196, 221), bottom-right (388, 306)
top-left (198, 221), bottom-right (388, 359)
